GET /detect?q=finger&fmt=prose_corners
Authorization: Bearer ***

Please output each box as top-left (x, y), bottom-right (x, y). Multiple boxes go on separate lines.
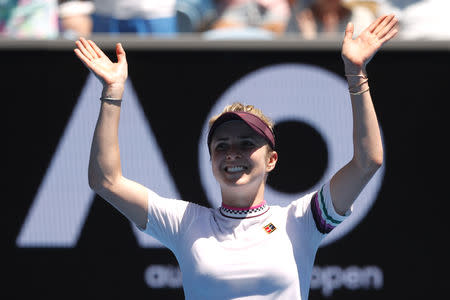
top-left (373, 14), bottom-right (395, 36)
top-left (368, 14), bottom-right (388, 33)
top-left (75, 48), bottom-right (108, 80)
top-left (376, 16), bottom-right (398, 39)
top-left (380, 25), bottom-right (399, 44)
top-left (116, 43), bottom-right (127, 63)
top-left (344, 22), bottom-right (354, 41)
top-left (74, 48), bottom-right (95, 69)
top-left (76, 39), bottom-right (93, 60)
top-left (88, 39), bottom-right (106, 58)
top-left (80, 37), bottom-right (98, 59)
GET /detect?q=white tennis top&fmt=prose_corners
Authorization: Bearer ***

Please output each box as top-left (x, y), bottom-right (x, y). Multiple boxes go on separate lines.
top-left (141, 182), bottom-right (349, 299)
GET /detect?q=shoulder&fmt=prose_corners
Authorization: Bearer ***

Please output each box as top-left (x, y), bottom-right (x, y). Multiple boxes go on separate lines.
top-left (286, 189), bottom-right (318, 218)
top-left (146, 189), bottom-right (212, 226)
top-left (286, 182), bottom-right (350, 234)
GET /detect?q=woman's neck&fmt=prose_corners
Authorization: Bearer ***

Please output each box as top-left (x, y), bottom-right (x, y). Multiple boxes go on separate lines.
top-left (220, 182), bottom-right (266, 208)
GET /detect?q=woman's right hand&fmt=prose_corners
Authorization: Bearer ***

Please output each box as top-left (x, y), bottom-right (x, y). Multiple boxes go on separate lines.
top-left (74, 37), bottom-right (128, 99)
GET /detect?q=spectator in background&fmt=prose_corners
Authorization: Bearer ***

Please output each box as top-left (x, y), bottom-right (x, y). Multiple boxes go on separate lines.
top-left (0, 0), bottom-right (59, 38)
top-left (377, 0), bottom-right (450, 39)
top-left (90, 0), bottom-right (177, 35)
top-left (0, 0), bottom-right (14, 33)
top-left (58, 0), bottom-right (94, 39)
top-left (375, 0), bottom-right (410, 15)
top-left (176, 0), bottom-right (217, 33)
top-left (296, 0), bottom-right (375, 39)
top-left (205, 0), bottom-right (292, 38)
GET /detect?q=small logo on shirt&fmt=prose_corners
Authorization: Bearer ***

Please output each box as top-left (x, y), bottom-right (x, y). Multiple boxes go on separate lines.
top-left (263, 223), bottom-right (276, 234)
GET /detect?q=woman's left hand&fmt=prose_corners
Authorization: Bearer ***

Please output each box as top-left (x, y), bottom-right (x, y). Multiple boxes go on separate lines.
top-left (341, 14), bottom-right (398, 72)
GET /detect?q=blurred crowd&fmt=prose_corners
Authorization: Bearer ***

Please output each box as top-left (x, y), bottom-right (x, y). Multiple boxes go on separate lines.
top-left (1, 0), bottom-right (449, 40)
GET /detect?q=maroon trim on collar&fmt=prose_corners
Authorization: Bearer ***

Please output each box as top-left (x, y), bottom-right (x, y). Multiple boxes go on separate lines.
top-left (221, 200), bottom-right (267, 211)
top-left (207, 111), bottom-right (275, 151)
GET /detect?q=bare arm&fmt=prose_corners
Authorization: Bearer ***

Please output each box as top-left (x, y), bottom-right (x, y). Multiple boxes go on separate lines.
top-left (330, 14), bottom-right (398, 215)
top-left (74, 38), bottom-right (148, 228)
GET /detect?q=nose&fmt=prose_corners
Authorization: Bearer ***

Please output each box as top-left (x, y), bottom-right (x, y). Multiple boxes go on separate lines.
top-left (225, 144), bottom-right (241, 160)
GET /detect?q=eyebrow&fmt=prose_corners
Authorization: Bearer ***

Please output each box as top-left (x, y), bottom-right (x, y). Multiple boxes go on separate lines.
top-left (213, 135), bottom-right (253, 142)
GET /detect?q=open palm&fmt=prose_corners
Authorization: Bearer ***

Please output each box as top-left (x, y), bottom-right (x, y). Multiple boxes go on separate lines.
top-left (74, 37), bottom-right (128, 87)
top-left (342, 14), bottom-right (398, 69)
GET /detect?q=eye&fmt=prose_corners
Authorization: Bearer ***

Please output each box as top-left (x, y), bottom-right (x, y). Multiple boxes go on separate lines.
top-left (215, 142), bottom-right (228, 151)
top-left (241, 140), bottom-right (255, 148)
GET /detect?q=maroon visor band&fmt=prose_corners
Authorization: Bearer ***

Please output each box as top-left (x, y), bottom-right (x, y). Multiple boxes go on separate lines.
top-left (207, 111), bottom-right (275, 151)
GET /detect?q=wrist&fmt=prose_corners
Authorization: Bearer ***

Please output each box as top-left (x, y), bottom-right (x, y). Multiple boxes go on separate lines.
top-left (101, 83), bottom-right (125, 99)
top-left (344, 63), bottom-right (366, 76)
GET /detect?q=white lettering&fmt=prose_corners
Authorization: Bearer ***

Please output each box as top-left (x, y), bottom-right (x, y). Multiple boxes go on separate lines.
top-left (342, 266), bottom-right (361, 290)
top-left (143, 264), bottom-right (383, 293)
top-left (312, 265), bottom-right (383, 297)
top-left (361, 266), bottom-right (383, 289)
top-left (144, 265), bottom-right (183, 288)
top-left (16, 74), bottom-right (180, 248)
top-left (321, 266), bottom-right (343, 297)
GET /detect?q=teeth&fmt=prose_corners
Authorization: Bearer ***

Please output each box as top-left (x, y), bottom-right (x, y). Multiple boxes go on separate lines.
top-left (227, 166), bottom-right (245, 173)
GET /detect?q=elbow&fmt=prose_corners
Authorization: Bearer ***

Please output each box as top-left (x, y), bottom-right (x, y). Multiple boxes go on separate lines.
top-left (88, 175), bottom-right (102, 192)
top-left (367, 155), bottom-right (383, 175)
top-left (88, 161), bottom-right (101, 191)
top-left (372, 152), bottom-right (384, 169)
top-left (368, 153), bottom-right (383, 174)
top-left (88, 166), bottom-right (100, 191)
top-left (88, 171), bottom-right (118, 193)
top-left (355, 149), bottom-right (383, 177)
top-left (88, 173), bottom-right (104, 192)
top-left (88, 160), bottom-right (121, 192)
top-left (370, 146), bottom-right (384, 171)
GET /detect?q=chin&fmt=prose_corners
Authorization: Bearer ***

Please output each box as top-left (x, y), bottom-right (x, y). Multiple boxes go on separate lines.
top-left (222, 178), bottom-right (248, 187)
top-left (222, 174), bottom-right (263, 189)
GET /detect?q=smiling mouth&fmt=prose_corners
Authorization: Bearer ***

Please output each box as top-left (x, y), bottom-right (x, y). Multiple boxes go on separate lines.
top-left (225, 166), bottom-right (247, 173)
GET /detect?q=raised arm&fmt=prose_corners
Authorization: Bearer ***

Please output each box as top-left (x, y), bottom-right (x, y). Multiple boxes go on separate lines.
top-left (74, 38), bottom-right (148, 229)
top-left (330, 14), bottom-right (398, 215)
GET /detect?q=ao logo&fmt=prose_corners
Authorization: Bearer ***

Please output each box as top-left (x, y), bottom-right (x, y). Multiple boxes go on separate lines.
top-left (17, 64), bottom-right (383, 248)
top-left (199, 64), bottom-right (385, 247)
top-left (16, 75), bottom-right (174, 248)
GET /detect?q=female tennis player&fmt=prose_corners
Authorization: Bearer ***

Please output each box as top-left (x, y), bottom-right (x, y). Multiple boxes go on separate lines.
top-left (75, 14), bottom-right (398, 299)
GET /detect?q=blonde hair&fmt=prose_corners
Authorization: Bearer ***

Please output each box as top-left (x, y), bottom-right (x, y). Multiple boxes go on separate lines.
top-left (208, 102), bottom-right (274, 131)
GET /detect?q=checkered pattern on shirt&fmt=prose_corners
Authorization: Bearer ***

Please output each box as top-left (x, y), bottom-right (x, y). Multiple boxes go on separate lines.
top-left (219, 204), bottom-right (269, 219)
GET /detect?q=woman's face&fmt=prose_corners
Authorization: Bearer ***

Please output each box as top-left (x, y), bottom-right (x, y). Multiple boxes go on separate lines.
top-left (210, 120), bottom-right (277, 189)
